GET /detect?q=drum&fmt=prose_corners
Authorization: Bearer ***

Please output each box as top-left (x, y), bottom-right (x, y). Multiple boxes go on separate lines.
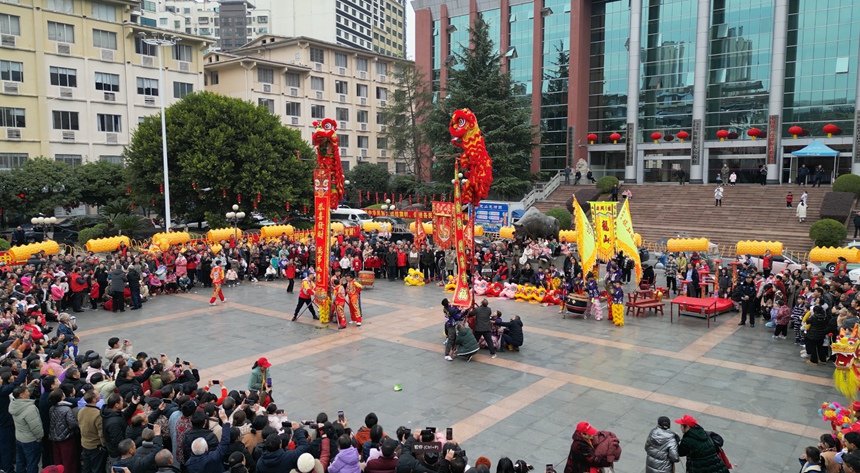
top-left (564, 294), bottom-right (588, 317)
top-left (358, 270), bottom-right (375, 288)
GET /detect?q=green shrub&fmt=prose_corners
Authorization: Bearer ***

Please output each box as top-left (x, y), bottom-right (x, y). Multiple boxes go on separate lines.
top-left (833, 174), bottom-right (860, 197)
top-left (545, 207), bottom-right (572, 231)
top-left (819, 192), bottom-right (856, 221)
top-left (292, 221), bottom-right (313, 230)
top-left (78, 224), bottom-right (107, 245)
top-left (0, 237), bottom-right (10, 252)
top-left (809, 219), bottom-right (848, 247)
top-left (595, 176), bottom-right (619, 193)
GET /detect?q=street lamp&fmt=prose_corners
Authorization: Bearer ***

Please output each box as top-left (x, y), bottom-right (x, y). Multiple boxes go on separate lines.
top-left (30, 216), bottom-right (58, 241)
top-left (138, 31), bottom-right (178, 231)
top-left (380, 198), bottom-right (392, 214)
top-left (225, 204), bottom-right (245, 243)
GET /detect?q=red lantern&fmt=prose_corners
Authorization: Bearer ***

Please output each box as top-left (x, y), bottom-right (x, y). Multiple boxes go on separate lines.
top-left (359, 191), bottom-right (362, 205)
top-left (375, 193), bottom-right (379, 204)
top-left (408, 195), bottom-right (412, 205)
top-left (159, 184), bottom-right (164, 194)
top-left (253, 201), bottom-right (258, 209)
top-left (398, 194), bottom-right (402, 203)
top-left (747, 128), bottom-right (761, 140)
top-left (788, 126), bottom-right (802, 138)
top-left (222, 188), bottom-right (227, 198)
top-left (237, 193), bottom-right (242, 204)
top-left (650, 132), bottom-right (662, 143)
top-left (587, 133), bottom-right (598, 145)
top-left (303, 205), bottom-right (307, 214)
top-left (151, 199), bottom-right (156, 206)
top-left (366, 191), bottom-right (370, 200)
top-left (256, 193), bottom-right (261, 202)
top-left (835, 127), bottom-right (844, 136)
top-left (664, 134), bottom-right (674, 142)
top-left (823, 124), bottom-right (838, 137)
top-left (801, 129), bottom-right (810, 137)
top-left (676, 131), bottom-right (689, 142)
top-left (728, 132), bottom-right (739, 140)
top-left (609, 133), bottom-right (621, 144)
top-left (716, 130), bottom-right (729, 141)
top-left (126, 186), bottom-right (131, 195)
top-left (192, 180), bottom-right (197, 190)
top-left (285, 202), bottom-right (290, 211)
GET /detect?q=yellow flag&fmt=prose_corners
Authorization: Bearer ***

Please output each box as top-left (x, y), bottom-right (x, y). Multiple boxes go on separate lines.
top-left (573, 196), bottom-right (597, 271)
top-left (614, 199), bottom-right (642, 283)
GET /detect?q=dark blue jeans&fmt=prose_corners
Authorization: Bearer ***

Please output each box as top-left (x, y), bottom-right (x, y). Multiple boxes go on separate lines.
top-left (0, 426), bottom-right (15, 473)
top-left (16, 440), bottom-right (41, 473)
top-left (130, 288), bottom-right (142, 308)
top-left (81, 447), bottom-right (106, 473)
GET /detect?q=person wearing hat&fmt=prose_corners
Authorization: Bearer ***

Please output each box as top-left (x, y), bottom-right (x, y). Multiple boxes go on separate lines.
top-left (732, 273), bottom-right (757, 327)
top-left (675, 415), bottom-right (729, 473)
top-left (644, 416), bottom-right (679, 473)
top-left (248, 357), bottom-right (272, 392)
top-left (208, 259), bottom-right (226, 306)
top-left (292, 452), bottom-right (325, 473)
top-left (562, 421), bottom-right (612, 473)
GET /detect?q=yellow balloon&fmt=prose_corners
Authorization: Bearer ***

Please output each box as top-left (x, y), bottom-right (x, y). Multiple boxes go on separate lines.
top-left (472, 225), bottom-right (483, 237)
top-left (667, 238), bottom-right (709, 253)
top-left (260, 225), bottom-right (295, 238)
top-left (331, 222), bottom-right (345, 233)
top-left (736, 240), bottom-right (783, 256)
top-left (207, 228), bottom-right (242, 242)
top-left (86, 236), bottom-right (131, 253)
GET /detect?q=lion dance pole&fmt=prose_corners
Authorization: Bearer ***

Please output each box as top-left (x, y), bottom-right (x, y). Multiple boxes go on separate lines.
top-left (312, 119), bottom-right (346, 324)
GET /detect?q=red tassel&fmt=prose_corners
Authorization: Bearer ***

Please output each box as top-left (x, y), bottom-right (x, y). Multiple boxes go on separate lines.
top-left (286, 202), bottom-right (290, 211)
top-left (126, 186), bottom-right (131, 195)
top-left (237, 194), bottom-right (242, 204)
top-left (222, 188), bottom-right (227, 198)
top-left (375, 193), bottom-right (379, 204)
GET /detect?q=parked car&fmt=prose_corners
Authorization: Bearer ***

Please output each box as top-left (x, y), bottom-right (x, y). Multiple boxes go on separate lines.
top-left (848, 267), bottom-right (860, 284)
top-left (818, 241), bottom-right (860, 274)
top-left (741, 254), bottom-right (820, 275)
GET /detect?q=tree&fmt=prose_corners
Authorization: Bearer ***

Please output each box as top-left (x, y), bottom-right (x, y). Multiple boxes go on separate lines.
top-left (125, 92), bottom-right (314, 223)
top-left (74, 161), bottom-right (128, 208)
top-left (346, 163), bottom-right (391, 204)
top-left (423, 15), bottom-right (538, 200)
top-left (382, 61), bottom-right (434, 179)
top-left (7, 157), bottom-right (80, 216)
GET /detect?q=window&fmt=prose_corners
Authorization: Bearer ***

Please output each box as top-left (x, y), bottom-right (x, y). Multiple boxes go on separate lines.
top-left (55, 154), bottom-right (82, 168)
top-left (134, 37), bottom-right (158, 56)
top-left (377, 137), bottom-right (387, 149)
top-left (335, 80), bottom-right (348, 94)
top-left (95, 72), bottom-right (120, 92)
top-left (310, 47), bottom-right (325, 63)
top-left (311, 105), bottom-right (325, 119)
top-left (0, 61), bottom-right (23, 82)
top-left (97, 114), bottom-right (121, 132)
top-left (99, 155), bottom-right (123, 164)
top-left (358, 136), bottom-right (369, 148)
top-left (376, 112), bottom-right (384, 124)
top-left (47, 22), bottom-right (75, 43)
top-left (173, 44), bottom-right (193, 62)
top-left (159, 18), bottom-right (167, 26)
top-left (376, 87), bottom-right (387, 100)
top-left (257, 98), bottom-right (275, 114)
top-left (339, 135), bottom-right (349, 147)
top-left (92, 29), bottom-right (117, 50)
top-left (357, 110), bottom-right (368, 123)
top-left (173, 82), bottom-right (193, 98)
top-left (142, 0), bottom-right (155, 11)
top-left (136, 77), bottom-right (159, 96)
top-left (91, 3), bottom-right (116, 21)
top-left (0, 14), bottom-right (20, 36)
top-left (257, 67), bottom-right (274, 84)
top-left (336, 107), bottom-right (349, 121)
top-left (377, 162), bottom-right (388, 171)
top-left (341, 161), bottom-right (350, 171)
top-left (0, 107), bottom-right (25, 128)
top-left (376, 62), bottom-right (388, 75)
top-left (52, 111), bottom-right (79, 130)
top-left (335, 53), bottom-right (348, 68)
top-left (209, 72), bottom-right (219, 85)
top-left (49, 67), bottom-right (77, 87)
top-left (0, 153), bottom-right (27, 169)
top-left (285, 102), bottom-right (301, 116)
top-left (285, 73), bottom-right (300, 87)
top-left (310, 76), bottom-right (325, 91)
top-left (47, 0), bottom-right (74, 13)
top-left (199, 17), bottom-right (209, 25)
top-left (257, 16), bottom-right (268, 23)
top-left (395, 162), bottom-right (407, 174)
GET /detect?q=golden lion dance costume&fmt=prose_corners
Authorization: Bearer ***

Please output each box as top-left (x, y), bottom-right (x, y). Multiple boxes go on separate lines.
top-left (345, 278), bottom-right (362, 326)
top-left (404, 268), bottom-right (425, 286)
top-left (610, 284), bottom-right (624, 326)
top-left (832, 326), bottom-right (860, 401)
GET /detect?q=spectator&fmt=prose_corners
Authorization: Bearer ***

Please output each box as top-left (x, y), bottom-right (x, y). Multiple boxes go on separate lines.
top-left (256, 428), bottom-right (310, 473)
top-left (10, 384), bottom-right (44, 473)
top-left (103, 393), bottom-right (141, 466)
top-left (675, 415), bottom-right (728, 473)
top-left (365, 438), bottom-right (398, 473)
top-left (185, 411), bottom-right (231, 473)
top-left (48, 388), bottom-right (79, 473)
top-left (113, 425), bottom-right (164, 473)
top-left (562, 422), bottom-right (612, 473)
top-left (328, 434), bottom-right (361, 473)
top-left (133, 428), bottom-right (161, 473)
top-left (644, 416), bottom-right (679, 473)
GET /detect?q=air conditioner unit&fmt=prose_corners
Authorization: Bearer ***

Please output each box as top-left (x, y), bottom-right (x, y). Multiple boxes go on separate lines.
top-left (142, 56), bottom-right (154, 67)
top-left (6, 128), bottom-right (21, 140)
top-left (3, 82), bottom-right (19, 94)
top-left (104, 92), bottom-right (116, 101)
top-left (59, 87), bottom-right (73, 98)
top-left (380, 100), bottom-right (386, 107)
top-left (339, 147), bottom-right (348, 156)
top-left (1, 34), bottom-right (16, 48)
top-left (338, 120), bottom-right (347, 130)
top-left (380, 150), bottom-right (387, 158)
top-left (62, 131), bottom-right (75, 141)
top-left (338, 67), bottom-right (345, 75)
top-left (315, 91), bottom-right (323, 100)
top-left (359, 71), bottom-right (366, 79)
top-left (359, 97), bottom-right (367, 106)
top-left (106, 133), bottom-right (118, 144)
top-left (262, 83), bottom-right (271, 93)
top-left (144, 96), bottom-right (156, 106)
top-left (289, 87), bottom-right (298, 96)
top-left (360, 148), bottom-right (367, 157)
top-left (290, 116), bottom-right (299, 125)
top-left (314, 62), bottom-right (322, 71)
top-left (101, 49), bottom-right (114, 61)
top-left (379, 74), bottom-right (387, 83)
top-left (179, 61), bottom-right (190, 72)
top-left (360, 123), bottom-right (367, 131)
top-left (339, 94), bottom-right (346, 102)
top-left (380, 125), bottom-right (387, 132)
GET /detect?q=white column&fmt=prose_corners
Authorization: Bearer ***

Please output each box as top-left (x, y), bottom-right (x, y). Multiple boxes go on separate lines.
top-left (625, 0), bottom-right (642, 183)
top-left (766, 0), bottom-right (789, 183)
top-left (689, 0), bottom-right (710, 184)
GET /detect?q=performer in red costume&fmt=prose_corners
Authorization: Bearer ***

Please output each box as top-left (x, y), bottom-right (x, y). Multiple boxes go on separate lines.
top-left (332, 278), bottom-right (347, 329)
top-left (344, 273), bottom-right (362, 326)
top-left (209, 260), bottom-right (226, 306)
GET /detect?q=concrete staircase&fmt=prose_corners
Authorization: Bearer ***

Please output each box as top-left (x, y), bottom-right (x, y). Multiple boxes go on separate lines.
top-left (537, 183), bottom-right (832, 254)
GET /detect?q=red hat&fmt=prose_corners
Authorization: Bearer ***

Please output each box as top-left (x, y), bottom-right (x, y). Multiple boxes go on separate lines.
top-left (674, 414), bottom-right (698, 427)
top-left (43, 466), bottom-right (64, 473)
top-left (575, 421), bottom-right (598, 436)
top-left (853, 401), bottom-right (860, 412)
top-left (256, 357), bottom-right (272, 368)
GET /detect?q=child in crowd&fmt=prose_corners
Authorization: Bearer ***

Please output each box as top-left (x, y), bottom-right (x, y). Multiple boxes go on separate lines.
top-left (772, 300), bottom-right (791, 340)
top-left (226, 267), bottom-right (239, 287)
top-left (791, 298), bottom-right (806, 345)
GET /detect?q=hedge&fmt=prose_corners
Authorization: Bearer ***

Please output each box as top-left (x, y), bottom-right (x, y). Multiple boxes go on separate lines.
top-left (833, 174), bottom-right (860, 197)
top-left (819, 192), bottom-right (856, 222)
top-left (810, 219), bottom-right (848, 248)
top-left (77, 224), bottom-right (107, 245)
top-left (595, 176), bottom-right (619, 193)
top-left (0, 237), bottom-right (9, 252)
top-left (545, 207), bottom-right (572, 231)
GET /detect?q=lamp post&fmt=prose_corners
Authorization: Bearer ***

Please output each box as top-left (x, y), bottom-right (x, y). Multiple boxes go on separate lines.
top-left (138, 31), bottom-right (177, 231)
top-left (225, 204), bottom-right (245, 243)
top-left (380, 198), bottom-right (392, 215)
top-left (30, 216), bottom-right (58, 241)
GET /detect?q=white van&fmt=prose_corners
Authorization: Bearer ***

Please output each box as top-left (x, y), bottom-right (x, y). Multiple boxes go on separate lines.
top-left (330, 207), bottom-right (373, 226)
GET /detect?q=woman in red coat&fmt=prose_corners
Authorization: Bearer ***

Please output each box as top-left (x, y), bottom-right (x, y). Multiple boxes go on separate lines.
top-left (563, 422), bottom-right (613, 473)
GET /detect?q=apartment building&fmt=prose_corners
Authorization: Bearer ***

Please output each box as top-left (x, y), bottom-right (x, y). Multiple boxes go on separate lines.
top-left (0, 0), bottom-right (213, 169)
top-left (204, 36), bottom-right (410, 172)
top-left (139, 0), bottom-right (406, 57)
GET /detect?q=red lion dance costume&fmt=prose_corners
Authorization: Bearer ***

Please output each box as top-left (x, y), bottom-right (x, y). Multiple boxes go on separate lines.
top-left (312, 118), bottom-right (346, 205)
top-left (449, 109), bottom-right (493, 207)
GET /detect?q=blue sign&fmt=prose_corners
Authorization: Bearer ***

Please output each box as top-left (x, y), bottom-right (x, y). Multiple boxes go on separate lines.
top-left (475, 202), bottom-right (509, 232)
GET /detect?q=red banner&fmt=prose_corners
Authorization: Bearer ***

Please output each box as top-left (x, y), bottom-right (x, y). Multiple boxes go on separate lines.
top-left (451, 179), bottom-right (472, 308)
top-left (414, 216), bottom-right (426, 246)
top-left (363, 208), bottom-right (433, 219)
top-left (313, 169), bottom-right (332, 322)
top-left (432, 201), bottom-right (454, 249)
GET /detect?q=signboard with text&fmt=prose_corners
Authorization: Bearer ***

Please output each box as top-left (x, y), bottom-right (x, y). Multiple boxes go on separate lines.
top-left (474, 202), bottom-right (509, 232)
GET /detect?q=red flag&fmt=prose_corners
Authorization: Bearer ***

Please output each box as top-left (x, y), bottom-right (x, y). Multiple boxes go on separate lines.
top-left (414, 216), bottom-right (426, 246)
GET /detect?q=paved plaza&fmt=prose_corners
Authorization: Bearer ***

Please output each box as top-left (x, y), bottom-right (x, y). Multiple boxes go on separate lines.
top-left (76, 277), bottom-right (833, 472)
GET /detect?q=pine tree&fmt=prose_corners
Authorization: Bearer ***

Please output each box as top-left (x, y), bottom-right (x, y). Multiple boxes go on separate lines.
top-left (381, 61), bottom-right (434, 179)
top-left (423, 15), bottom-right (538, 200)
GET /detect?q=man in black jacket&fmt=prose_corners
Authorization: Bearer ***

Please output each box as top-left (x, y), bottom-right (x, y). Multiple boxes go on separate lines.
top-left (256, 428), bottom-right (310, 473)
top-left (113, 425), bottom-right (163, 473)
top-left (733, 275), bottom-right (757, 327)
top-left (471, 299), bottom-right (496, 359)
top-left (494, 314), bottom-right (524, 351)
top-left (127, 266), bottom-right (142, 310)
top-left (103, 393), bottom-right (140, 466)
top-left (385, 249), bottom-right (398, 282)
top-left (182, 411), bottom-right (218, 460)
top-left (419, 246), bottom-right (435, 282)
top-left (115, 366), bottom-right (153, 399)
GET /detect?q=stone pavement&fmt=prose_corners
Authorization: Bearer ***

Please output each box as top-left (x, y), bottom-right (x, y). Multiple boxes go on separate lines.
top-left (75, 277), bottom-right (834, 473)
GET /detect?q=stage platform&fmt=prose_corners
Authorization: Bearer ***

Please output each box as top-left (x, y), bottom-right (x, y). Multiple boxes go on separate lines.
top-left (669, 296), bottom-right (735, 328)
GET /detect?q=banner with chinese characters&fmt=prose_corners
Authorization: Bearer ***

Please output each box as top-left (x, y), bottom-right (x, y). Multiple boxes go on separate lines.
top-left (572, 196), bottom-right (597, 271)
top-left (451, 182), bottom-right (472, 308)
top-left (313, 169), bottom-right (332, 322)
top-left (614, 199), bottom-right (641, 283)
top-left (363, 208), bottom-right (434, 219)
top-left (432, 201), bottom-right (454, 249)
top-left (590, 201), bottom-right (617, 262)
top-left (414, 216), bottom-right (427, 246)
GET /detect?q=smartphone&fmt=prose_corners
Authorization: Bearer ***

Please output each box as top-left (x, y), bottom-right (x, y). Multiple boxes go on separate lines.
top-left (211, 380), bottom-right (220, 385)
top-left (276, 409), bottom-right (285, 415)
top-left (183, 361), bottom-right (190, 366)
top-left (112, 467), bottom-right (125, 472)
top-left (446, 427), bottom-right (453, 441)
top-left (425, 426), bottom-right (437, 434)
top-left (174, 357), bottom-right (180, 367)
top-left (546, 465), bottom-right (553, 473)
top-left (337, 410), bottom-right (344, 422)
top-left (266, 377), bottom-right (272, 388)
top-left (147, 423), bottom-right (155, 429)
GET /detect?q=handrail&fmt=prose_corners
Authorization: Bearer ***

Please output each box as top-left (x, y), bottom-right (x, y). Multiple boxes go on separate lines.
top-left (520, 170), bottom-right (564, 209)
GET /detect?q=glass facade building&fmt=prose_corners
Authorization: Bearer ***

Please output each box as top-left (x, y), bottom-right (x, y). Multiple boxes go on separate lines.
top-left (413, 0), bottom-right (860, 180)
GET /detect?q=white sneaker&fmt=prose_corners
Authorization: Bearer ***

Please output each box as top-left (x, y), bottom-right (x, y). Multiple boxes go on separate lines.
top-left (779, 335), bottom-right (786, 340)
top-left (444, 356), bottom-right (452, 361)
top-left (801, 353), bottom-right (810, 358)
top-left (491, 354), bottom-right (497, 359)
top-left (772, 335), bottom-right (777, 339)
top-left (800, 349), bottom-right (807, 354)
top-left (222, 299), bottom-right (227, 303)
top-left (209, 302), bottom-right (217, 306)
top-left (348, 321), bottom-right (354, 324)
top-left (356, 322), bottom-right (361, 326)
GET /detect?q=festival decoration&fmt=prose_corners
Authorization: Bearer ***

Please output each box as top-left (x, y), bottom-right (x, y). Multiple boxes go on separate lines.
top-left (414, 216), bottom-right (427, 246)
top-left (667, 238), bottom-right (709, 253)
top-left (559, 230), bottom-right (577, 243)
top-left (260, 225), bottom-right (295, 239)
top-left (514, 285), bottom-right (528, 301)
top-left (810, 247), bottom-right (860, 264)
top-left (409, 221), bottom-right (434, 235)
top-left (832, 326), bottom-right (860, 401)
top-left (824, 124), bottom-right (838, 138)
top-left (473, 277), bottom-right (488, 295)
top-left (788, 126), bottom-right (803, 138)
top-left (152, 232), bottom-right (190, 246)
top-left (819, 402), bottom-right (853, 431)
top-left (747, 128), bottom-right (761, 140)
top-left (634, 232), bottom-right (642, 247)
top-left (432, 201), bottom-right (455, 249)
top-left (444, 276), bottom-right (456, 292)
top-left (404, 268), bottom-right (425, 286)
top-left (8, 241), bottom-right (60, 262)
top-left (473, 225), bottom-right (484, 237)
top-left (716, 130), bottom-right (729, 141)
top-left (735, 240), bottom-right (783, 256)
top-left (498, 283), bottom-right (517, 299)
top-left (677, 131), bottom-right (689, 142)
top-left (572, 196), bottom-right (597, 272)
top-left (449, 109), bottom-right (492, 207)
top-left (85, 236), bottom-right (130, 253)
top-left (206, 228), bottom-right (243, 242)
top-left (663, 134), bottom-right (674, 142)
top-left (486, 282), bottom-right (502, 298)
top-left (615, 199), bottom-right (641, 284)
top-left (499, 226), bottom-right (516, 239)
top-left (609, 133), bottom-right (621, 144)
top-left (650, 132), bottom-right (662, 144)
top-left (587, 133), bottom-right (598, 145)
top-left (590, 202), bottom-right (618, 262)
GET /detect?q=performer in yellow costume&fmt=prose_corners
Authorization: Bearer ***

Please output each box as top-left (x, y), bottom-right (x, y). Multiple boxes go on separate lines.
top-left (611, 280), bottom-right (625, 326)
top-left (345, 273), bottom-right (363, 326)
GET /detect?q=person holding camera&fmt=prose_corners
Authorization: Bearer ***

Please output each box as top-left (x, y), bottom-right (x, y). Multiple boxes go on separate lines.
top-left (186, 410), bottom-right (231, 473)
top-left (256, 428), bottom-right (311, 473)
top-left (396, 431), bottom-right (437, 473)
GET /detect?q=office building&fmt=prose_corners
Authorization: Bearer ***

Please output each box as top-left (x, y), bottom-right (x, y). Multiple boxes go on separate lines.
top-left (0, 0), bottom-right (212, 169)
top-left (413, 0), bottom-right (860, 183)
top-left (204, 35), bottom-right (409, 172)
